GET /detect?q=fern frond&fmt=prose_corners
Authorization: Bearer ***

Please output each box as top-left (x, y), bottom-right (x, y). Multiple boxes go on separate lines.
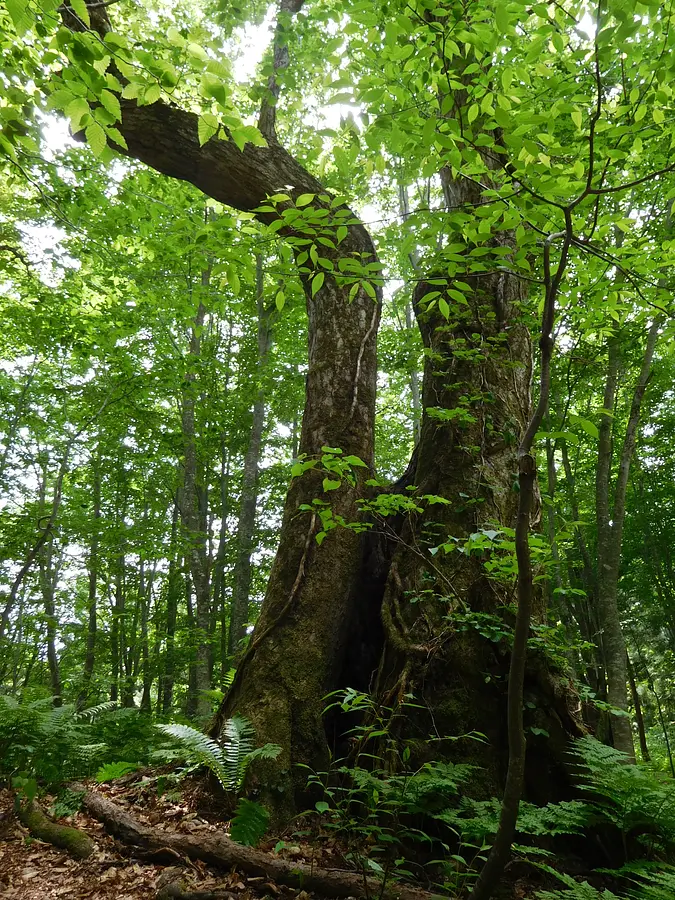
top-left (156, 723), bottom-right (232, 790)
top-left (230, 798), bottom-right (269, 846)
top-left (73, 701), bottom-right (118, 723)
top-left (220, 714), bottom-right (256, 790)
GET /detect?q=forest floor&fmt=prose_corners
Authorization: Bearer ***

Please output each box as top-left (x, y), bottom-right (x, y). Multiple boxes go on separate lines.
top-left (0, 775), bottom-right (545, 900)
top-left (0, 776), bottom-right (330, 900)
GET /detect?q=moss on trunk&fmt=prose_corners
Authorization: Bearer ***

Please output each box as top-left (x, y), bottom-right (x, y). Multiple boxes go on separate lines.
top-left (18, 799), bottom-right (94, 859)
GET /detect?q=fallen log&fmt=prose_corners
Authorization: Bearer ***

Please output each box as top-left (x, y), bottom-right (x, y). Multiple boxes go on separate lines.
top-left (18, 798), bottom-right (95, 859)
top-left (72, 785), bottom-right (444, 900)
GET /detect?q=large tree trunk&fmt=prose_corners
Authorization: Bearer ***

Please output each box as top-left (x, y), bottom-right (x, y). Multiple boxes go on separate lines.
top-left (367, 172), bottom-right (583, 804)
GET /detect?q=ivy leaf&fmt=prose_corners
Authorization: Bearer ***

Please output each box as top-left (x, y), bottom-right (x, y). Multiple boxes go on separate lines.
top-left (322, 478), bottom-right (340, 492)
top-left (296, 193), bottom-right (315, 207)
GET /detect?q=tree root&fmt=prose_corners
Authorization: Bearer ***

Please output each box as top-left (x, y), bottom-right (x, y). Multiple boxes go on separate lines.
top-left (17, 798), bottom-right (95, 859)
top-left (73, 785), bottom-right (442, 900)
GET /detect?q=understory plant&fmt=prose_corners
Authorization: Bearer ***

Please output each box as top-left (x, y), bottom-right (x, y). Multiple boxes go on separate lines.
top-left (0, 696), bottom-right (116, 784)
top-left (156, 716), bottom-right (281, 845)
top-left (305, 691), bottom-right (675, 895)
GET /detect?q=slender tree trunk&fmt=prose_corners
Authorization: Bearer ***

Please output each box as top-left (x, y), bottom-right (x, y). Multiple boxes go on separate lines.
top-left (185, 575), bottom-right (199, 719)
top-left (110, 553), bottom-right (125, 704)
top-left (180, 290), bottom-right (212, 719)
top-left (627, 654), bottom-right (650, 762)
top-left (37, 464), bottom-right (63, 707)
top-left (162, 501), bottom-right (181, 713)
top-left (229, 254), bottom-right (274, 657)
top-left (595, 319), bottom-right (660, 759)
top-left (78, 459), bottom-right (101, 710)
top-left (398, 182), bottom-right (421, 444)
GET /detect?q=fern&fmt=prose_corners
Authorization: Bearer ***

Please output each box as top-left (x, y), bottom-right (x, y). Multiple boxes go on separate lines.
top-left (157, 724), bottom-right (233, 790)
top-left (156, 717), bottom-right (281, 793)
top-left (571, 736), bottom-right (675, 858)
top-left (230, 798), bottom-right (269, 846)
top-left (73, 701), bottom-right (119, 723)
top-left (536, 865), bottom-right (675, 899)
top-left (220, 715), bottom-right (256, 789)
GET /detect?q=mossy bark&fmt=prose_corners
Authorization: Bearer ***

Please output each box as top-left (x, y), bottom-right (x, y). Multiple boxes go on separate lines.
top-left (18, 799), bottom-right (94, 859)
top-left (211, 224), bottom-right (381, 821)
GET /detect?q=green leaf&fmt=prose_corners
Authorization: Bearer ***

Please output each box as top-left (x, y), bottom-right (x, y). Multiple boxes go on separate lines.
top-left (296, 193), bottom-right (315, 207)
top-left (69, 0), bottom-right (90, 26)
top-left (323, 478), bottom-right (341, 492)
top-left (275, 291), bottom-right (285, 311)
top-left (569, 414), bottom-right (599, 439)
top-left (311, 272), bottom-right (325, 297)
top-left (100, 89), bottom-right (121, 122)
top-left (85, 122), bottom-right (107, 157)
top-left (6, 0), bottom-right (33, 35)
top-left (198, 114), bottom-right (219, 146)
top-left (167, 25), bottom-right (185, 46)
top-left (143, 83), bottom-right (161, 106)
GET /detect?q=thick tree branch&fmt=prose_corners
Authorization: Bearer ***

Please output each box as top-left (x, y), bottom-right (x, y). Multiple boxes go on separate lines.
top-left (105, 100), bottom-right (324, 215)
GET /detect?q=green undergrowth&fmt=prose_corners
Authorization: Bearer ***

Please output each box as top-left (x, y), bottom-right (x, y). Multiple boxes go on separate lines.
top-left (4, 690), bottom-right (675, 896)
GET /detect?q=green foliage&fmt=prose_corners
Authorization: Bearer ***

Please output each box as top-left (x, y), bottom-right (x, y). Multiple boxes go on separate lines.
top-left (50, 788), bottom-right (85, 818)
top-left (0, 696), bottom-right (108, 784)
top-left (156, 717), bottom-right (281, 793)
top-left (536, 865), bottom-right (675, 899)
top-left (95, 761), bottom-right (140, 783)
top-left (572, 737), bottom-right (675, 860)
top-left (229, 798), bottom-right (270, 847)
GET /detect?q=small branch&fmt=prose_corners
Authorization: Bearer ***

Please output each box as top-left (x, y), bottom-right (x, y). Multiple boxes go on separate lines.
top-left (470, 217), bottom-right (573, 900)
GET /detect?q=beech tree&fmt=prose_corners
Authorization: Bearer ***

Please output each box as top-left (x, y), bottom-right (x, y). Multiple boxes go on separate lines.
top-left (4, 0), bottom-right (675, 852)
